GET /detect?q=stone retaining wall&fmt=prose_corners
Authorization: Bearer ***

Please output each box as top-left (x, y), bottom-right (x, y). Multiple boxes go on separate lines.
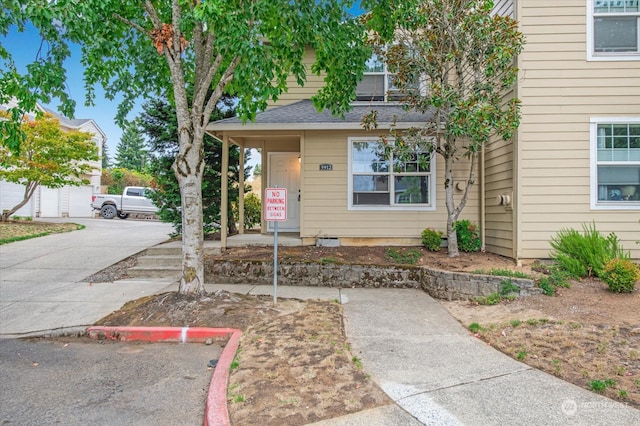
top-left (205, 259), bottom-right (541, 300)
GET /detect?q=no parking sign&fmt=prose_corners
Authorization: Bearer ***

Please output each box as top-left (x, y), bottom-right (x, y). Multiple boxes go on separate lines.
top-left (264, 188), bottom-right (287, 221)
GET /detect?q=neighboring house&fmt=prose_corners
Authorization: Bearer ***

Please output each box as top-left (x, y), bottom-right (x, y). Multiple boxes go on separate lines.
top-left (207, 1), bottom-right (640, 261)
top-left (0, 99), bottom-right (105, 218)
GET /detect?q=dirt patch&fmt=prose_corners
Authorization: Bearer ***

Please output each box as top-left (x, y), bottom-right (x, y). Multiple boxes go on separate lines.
top-left (79, 242), bottom-right (640, 416)
top-left (441, 277), bottom-right (640, 409)
top-left (214, 245), bottom-right (528, 273)
top-left (95, 290), bottom-right (390, 424)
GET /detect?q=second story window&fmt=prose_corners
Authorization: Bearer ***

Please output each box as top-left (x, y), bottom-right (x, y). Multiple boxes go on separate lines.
top-left (356, 54), bottom-right (405, 102)
top-left (589, 0), bottom-right (640, 60)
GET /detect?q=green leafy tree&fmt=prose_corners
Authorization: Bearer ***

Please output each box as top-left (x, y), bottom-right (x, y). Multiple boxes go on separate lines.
top-left (138, 95), bottom-right (245, 236)
top-left (114, 120), bottom-right (149, 172)
top-left (101, 167), bottom-right (153, 195)
top-left (0, 112), bottom-right (98, 221)
top-left (2, 0), bottom-right (371, 294)
top-left (363, 0), bottom-right (525, 257)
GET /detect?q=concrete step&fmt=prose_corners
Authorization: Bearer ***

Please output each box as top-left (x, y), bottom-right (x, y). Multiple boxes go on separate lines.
top-left (144, 246), bottom-right (181, 256)
top-left (127, 265), bottom-right (181, 279)
top-left (136, 255), bottom-right (181, 268)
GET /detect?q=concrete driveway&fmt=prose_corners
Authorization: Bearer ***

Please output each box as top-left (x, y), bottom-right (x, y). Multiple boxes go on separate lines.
top-left (0, 218), bottom-right (175, 337)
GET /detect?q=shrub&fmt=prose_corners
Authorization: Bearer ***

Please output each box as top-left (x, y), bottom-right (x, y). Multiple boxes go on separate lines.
top-left (243, 193), bottom-right (262, 230)
top-left (454, 219), bottom-right (481, 252)
top-left (600, 258), bottom-right (639, 293)
top-left (421, 228), bottom-right (443, 252)
top-left (550, 222), bottom-right (630, 279)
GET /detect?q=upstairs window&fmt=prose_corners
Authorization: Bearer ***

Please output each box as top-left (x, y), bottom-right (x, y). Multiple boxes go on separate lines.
top-left (591, 118), bottom-right (640, 209)
top-left (355, 54), bottom-right (408, 102)
top-left (588, 0), bottom-right (640, 60)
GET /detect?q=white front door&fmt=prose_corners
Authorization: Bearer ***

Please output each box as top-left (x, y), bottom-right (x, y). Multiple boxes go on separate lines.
top-left (267, 152), bottom-right (300, 232)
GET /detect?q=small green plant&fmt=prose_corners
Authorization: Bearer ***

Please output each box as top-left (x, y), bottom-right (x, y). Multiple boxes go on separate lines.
top-left (320, 257), bottom-right (338, 264)
top-left (630, 350), bottom-right (639, 360)
top-left (474, 292), bottom-right (503, 305)
top-left (510, 319), bottom-right (522, 327)
top-left (230, 354), bottom-right (241, 371)
top-left (421, 228), bottom-right (443, 252)
top-left (619, 390), bottom-right (628, 399)
top-left (384, 247), bottom-right (422, 265)
top-left (500, 280), bottom-right (520, 296)
top-left (614, 366), bottom-right (626, 376)
top-left (537, 277), bottom-right (554, 296)
top-left (473, 268), bottom-right (532, 279)
top-left (468, 322), bottom-right (484, 333)
top-left (352, 356), bottom-right (363, 369)
top-left (551, 359), bottom-right (562, 375)
top-left (526, 319), bottom-right (540, 326)
top-left (635, 379), bottom-right (640, 388)
top-left (600, 258), bottom-right (639, 293)
top-left (516, 350), bottom-right (527, 361)
top-left (550, 222), bottom-right (630, 279)
top-left (454, 219), bottom-right (482, 252)
top-left (589, 380), bottom-right (608, 393)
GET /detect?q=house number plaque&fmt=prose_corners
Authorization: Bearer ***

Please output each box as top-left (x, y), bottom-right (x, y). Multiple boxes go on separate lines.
top-left (319, 163), bottom-right (333, 171)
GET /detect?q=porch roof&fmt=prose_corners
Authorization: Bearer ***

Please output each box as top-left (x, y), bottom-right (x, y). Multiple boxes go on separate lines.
top-left (206, 99), bottom-right (430, 132)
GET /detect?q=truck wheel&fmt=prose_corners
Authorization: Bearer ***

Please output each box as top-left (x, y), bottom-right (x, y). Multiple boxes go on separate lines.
top-left (117, 213), bottom-right (129, 219)
top-left (100, 204), bottom-right (117, 219)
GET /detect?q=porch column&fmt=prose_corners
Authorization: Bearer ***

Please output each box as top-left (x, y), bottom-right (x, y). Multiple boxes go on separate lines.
top-left (221, 134), bottom-right (229, 250)
top-left (238, 146), bottom-right (245, 234)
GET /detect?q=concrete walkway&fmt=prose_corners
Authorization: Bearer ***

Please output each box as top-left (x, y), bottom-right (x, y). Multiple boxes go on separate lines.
top-left (1, 219), bottom-right (639, 425)
top-left (0, 218), bottom-right (175, 336)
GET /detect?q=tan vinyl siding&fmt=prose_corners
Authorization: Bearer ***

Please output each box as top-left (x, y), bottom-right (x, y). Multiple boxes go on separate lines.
top-left (485, 136), bottom-right (515, 258)
top-left (300, 130), bottom-right (480, 243)
top-left (268, 47), bottom-right (325, 107)
top-left (517, 0), bottom-right (640, 259)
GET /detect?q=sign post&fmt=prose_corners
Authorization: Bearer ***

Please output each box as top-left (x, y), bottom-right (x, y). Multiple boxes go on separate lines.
top-left (264, 188), bottom-right (287, 304)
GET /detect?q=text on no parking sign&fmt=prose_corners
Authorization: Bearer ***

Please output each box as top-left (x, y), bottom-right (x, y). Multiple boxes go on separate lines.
top-left (264, 188), bottom-right (287, 221)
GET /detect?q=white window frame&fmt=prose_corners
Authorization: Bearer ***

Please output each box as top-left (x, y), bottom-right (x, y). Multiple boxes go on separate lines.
top-left (355, 53), bottom-right (412, 102)
top-left (590, 116), bottom-right (640, 210)
top-left (348, 137), bottom-right (436, 211)
top-left (587, 0), bottom-right (640, 61)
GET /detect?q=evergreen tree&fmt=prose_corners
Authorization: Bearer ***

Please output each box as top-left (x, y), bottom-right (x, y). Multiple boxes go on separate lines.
top-left (101, 139), bottom-right (111, 169)
top-left (114, 120), bottom-right (148, 171)
top-left (138, 95), bottom-right (247, 235)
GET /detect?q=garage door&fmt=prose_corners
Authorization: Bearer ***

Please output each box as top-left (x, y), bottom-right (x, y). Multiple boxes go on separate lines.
top-left (69, 186), bottom-right (94, 217)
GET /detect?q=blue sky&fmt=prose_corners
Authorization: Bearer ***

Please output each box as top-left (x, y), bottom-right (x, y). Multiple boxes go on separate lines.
top-left (1, 23), bottom-right (141, 160)
top-left (1, 3), bottom-right (364, 163)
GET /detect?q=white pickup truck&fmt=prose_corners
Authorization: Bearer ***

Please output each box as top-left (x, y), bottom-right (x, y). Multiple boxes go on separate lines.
top-left (91, 186), bottom-right (158, 219)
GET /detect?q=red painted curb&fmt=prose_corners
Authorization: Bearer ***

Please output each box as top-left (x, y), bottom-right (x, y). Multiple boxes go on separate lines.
top-left (87, 326), bottom-right (242, 426)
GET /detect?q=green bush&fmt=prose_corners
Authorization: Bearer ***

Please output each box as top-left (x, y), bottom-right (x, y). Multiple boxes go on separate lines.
top-left (243, 193), bottom-right (262, 230)
top-left (454, 219), bottom-right (481, 252)
top-left (421, 228), bottom-right (443, 252)
top-left (550, 222), bottom-right (630, 279)
top-left (600, 258), bottom-right (639, 293)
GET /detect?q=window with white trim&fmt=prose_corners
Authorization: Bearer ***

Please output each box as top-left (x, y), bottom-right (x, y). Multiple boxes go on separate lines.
top-left (591, 118), bottom-right (640, 209)
top-left (588, 0), bottom-right (640, 60)
top-left (349, 138), bottom-right (435, 210)
top-left (355, 54), bottom-right (413, 102)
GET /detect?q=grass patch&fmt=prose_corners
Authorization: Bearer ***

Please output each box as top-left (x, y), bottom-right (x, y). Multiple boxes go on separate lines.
top-left (0, 221), bottom-right (84, 245)
top-left (384, 247), bottom-right (422, 265)
top-left (473, 268), bottom-right (532, 279)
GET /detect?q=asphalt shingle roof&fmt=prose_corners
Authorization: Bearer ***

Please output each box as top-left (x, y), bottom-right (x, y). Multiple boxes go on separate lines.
top-left (207, 99), bottom-right (430, 131)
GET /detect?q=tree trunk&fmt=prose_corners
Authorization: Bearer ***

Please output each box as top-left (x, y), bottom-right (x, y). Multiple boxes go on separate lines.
top-left (174, 122), bottom-right (206, 295)
top-left (444, 154), bottom-right (459, 257)
top-left (1, 182), bottom-right (39, 222)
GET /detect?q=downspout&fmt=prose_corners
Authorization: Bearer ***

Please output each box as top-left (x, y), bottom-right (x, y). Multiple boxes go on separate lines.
top-left (221, 134), bottom-right (229, 250)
